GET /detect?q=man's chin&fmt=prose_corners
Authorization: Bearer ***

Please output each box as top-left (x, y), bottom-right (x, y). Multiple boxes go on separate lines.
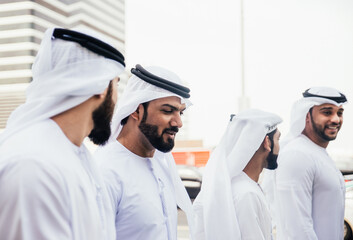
top-left (155, 141), bottom-right (174, 153)
top-left (325, 135), bottom-right (337, 141)
top-left (89, 135), bottom-right (110, 146)
top-left (156, 146), bottom-right (173, 153)
top-left (323, 131), bottom-right (338, 141)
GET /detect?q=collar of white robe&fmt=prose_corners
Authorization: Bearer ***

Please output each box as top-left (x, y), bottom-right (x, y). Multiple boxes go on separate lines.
top-left (53, 28), bottom-right (125, 67)
top-left (131, 64), bottom-right (190, 98)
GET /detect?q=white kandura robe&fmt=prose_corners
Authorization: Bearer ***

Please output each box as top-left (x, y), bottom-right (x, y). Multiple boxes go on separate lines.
top-left (232, 172), bottom-right (272, 240)
top-left (0, 119), bottom-right (116, 240)
top-left (96, 140), bottom-right (178, 240)
top-left (275, 134), bottom-right (345, 240)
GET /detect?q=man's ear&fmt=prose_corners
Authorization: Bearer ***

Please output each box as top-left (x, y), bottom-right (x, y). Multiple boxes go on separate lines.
top-left (97, 86), bottom-right (109, 99)
top-left (92, 92), bottom-right (106, 100)
top-left (131, 104), bottom-right (143, 121)
top-left (305, 112), bottom-right (311, 124)
top-left (263, 135), bottom-right (271, 152)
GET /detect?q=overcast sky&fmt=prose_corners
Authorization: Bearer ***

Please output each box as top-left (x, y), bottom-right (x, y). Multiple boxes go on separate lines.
top-left (124, 0), bottom-right (353, 156)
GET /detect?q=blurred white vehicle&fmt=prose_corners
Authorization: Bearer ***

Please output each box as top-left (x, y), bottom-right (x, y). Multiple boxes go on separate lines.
top-left (176, 165), bottom-right (202, 199)
top-left (345, 175), bottom-right (353, 240)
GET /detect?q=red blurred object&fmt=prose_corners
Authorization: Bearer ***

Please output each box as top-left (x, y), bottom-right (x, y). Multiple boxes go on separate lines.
top-left (172, 150), bottom-right (210, 167)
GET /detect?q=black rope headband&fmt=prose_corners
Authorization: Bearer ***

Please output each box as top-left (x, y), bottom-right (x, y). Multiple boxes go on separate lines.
top-left (131, 64), bottom-right (190, 98)
top-left (52, 28), bottom-right (125, 67)
top-left (303, 89), bottom-right (347, 104)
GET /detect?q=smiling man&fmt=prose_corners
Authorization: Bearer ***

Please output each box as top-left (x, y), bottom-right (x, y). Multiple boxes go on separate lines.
top-left (273, 87), bottom-right (347, 240)
top-left (94, 65), bottom-right (195, 240)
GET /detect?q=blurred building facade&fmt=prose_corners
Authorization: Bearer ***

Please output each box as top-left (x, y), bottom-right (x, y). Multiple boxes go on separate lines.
top-left (0, 0), bottom-right (126, 128)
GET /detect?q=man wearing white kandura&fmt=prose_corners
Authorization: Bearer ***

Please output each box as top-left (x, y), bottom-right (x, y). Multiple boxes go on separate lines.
top-left (0, 27), bottom-right (125, 240)
top-left (193, 109), bottom-right (282, 240)
top-left (263, 86), bottom-right (347, 240)
top-left (95, 64), bottom-right (195, 240)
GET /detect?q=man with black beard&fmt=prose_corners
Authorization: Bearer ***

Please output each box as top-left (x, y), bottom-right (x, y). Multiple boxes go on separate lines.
top-left (193, 109), bottom-right (282, 240)
top-left (270, 87), bottom-right (347, 240)
top-left (0, 27), bottom-right (125, 239)
top-left (89, 80), bottom-right (116, 145)
top-left (95, 65), bottom-right (195, 240)
top-left (137, 101), bottom-right (180, 152)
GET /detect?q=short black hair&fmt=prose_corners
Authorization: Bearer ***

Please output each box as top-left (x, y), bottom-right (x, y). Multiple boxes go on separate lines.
top-left (309, 107), bottom-right (313, 114)
top-left (120, 116), bottom-right (129, 126)
top-left (120, 102), bottom-right (150, 126)
top-left (267, 128), bottom-right (277, 140)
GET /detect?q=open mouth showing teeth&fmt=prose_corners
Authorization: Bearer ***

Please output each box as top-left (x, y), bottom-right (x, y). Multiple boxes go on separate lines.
top-left (326, 126), bottom-right (339, 130)
top-left (165, 131), bottom-right (176, 136)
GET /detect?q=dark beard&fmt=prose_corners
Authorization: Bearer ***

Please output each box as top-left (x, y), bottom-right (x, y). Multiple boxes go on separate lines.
top-left (138, 111), bottom-right (178, 153)
top-left (265, 151), bottom-right (278, 170)
top-left (265, 129), bottom-right (278, 170)
top-left (310, 114), bottom-right (338, 142)
top-left (88, 85), bottom-right (115, 146)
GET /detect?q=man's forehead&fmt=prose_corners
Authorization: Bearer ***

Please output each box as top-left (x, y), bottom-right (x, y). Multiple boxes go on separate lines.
top-left (314, 103), bottom-right (344, 110)
top-left (150, 96), bottom-right (185, 106)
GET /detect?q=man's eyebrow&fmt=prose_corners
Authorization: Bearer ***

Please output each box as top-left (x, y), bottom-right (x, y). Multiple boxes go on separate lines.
top-left (319, 106), bottom-right (345, 111)
top-left (162, 104), bottom-right (186, 111)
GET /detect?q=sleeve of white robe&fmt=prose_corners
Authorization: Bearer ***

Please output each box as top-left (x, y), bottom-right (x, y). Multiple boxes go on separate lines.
top-left (193, 192), bottom-right (206, 240)
top-left (235, 192), bottom-right (268, 240)
top-left (100, 167), bottom-right (123, 215)
top-left (275, 150), bottom-right (318, 240)
top-left (0, 158), bottom-right (71, 240)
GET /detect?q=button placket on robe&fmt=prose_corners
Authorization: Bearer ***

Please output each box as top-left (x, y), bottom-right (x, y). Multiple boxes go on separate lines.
top-left (147, 158), bottom-right (172, 240)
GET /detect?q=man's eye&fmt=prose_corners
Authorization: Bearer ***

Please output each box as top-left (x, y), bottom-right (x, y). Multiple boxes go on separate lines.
top-left (162, 109), bottom-right (172, 113)
top-left (323, 111), bottom-right (331, 115)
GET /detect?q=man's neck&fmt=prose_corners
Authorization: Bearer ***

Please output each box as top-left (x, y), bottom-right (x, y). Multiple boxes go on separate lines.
top-left (243, 157), bottom-right (263, 183)
top-left (117, 128), bottom-right (155, 158)
top-left (51, 99), bottom-right (95, 147)
top-left (302, 130), bottom-right (329, 148)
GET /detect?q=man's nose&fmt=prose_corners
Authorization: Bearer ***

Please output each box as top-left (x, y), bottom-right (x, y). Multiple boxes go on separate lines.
top-left (171, 113), bottom-right (183, 128)
top-left (331, 113), bottom-right (341, 124)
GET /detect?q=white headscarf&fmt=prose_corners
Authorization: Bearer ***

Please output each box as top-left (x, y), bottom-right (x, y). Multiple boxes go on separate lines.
top-left (193, 109), bottom-right (282, 240)
top-left (281, 86), bottom-right (348, 147)
top-left (107, 66), bottom-right (195, 237)
top-left (0, 27), bottom-right (125, 145)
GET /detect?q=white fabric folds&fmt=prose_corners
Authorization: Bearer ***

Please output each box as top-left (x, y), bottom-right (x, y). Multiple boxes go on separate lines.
top-left (107, 66), bottom-right (195, 238)
top-left (193, 109), bottom-right (282, 240)
top-left (0, 27), bottom-right (125, 145)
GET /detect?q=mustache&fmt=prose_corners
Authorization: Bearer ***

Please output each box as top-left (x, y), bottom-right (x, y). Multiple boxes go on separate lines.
top-left (163, 126), bottom-right (179, 134)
